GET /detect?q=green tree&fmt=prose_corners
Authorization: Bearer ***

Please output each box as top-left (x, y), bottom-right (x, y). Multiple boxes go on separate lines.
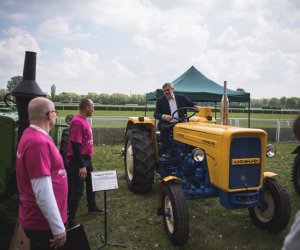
top-left (110, 93), bottom-right (128, 104)
top-left (261, 98), bottom-right (269, 107)
top-left (0, 88), bottom-right (9, 101)
top-left (56, 92), bottom-right (79, 102)
top-left (86, 92), bottom-right (98, 102)
top-left (250, 98), bottom-right (260, 108)
top-left (7, 76), bottom-right (22, 91)
top-left (128, 94), bottom-right (145, 105)
top-left (51, 84), bottom-right (56, 100)
top-left (236, 88), bottom-right (245, 93)
top-left (98, 93), bottom-right (110, 104)
top-left (286, 97), bottom-right (299, 109)
top-left (297, 98), bottom-right (300, 109)
top-left (269, 97), bottom-right (280, 108)
top-left (280, 97), bottom-right (287, 108)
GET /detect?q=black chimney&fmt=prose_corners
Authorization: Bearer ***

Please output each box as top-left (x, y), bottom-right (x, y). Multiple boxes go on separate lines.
top-left (12, 51), bottom-right (46, 141)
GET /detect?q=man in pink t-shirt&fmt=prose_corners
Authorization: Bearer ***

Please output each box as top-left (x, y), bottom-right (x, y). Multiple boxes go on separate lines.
top-left (16, 97), bottom-right (67, 250)
top-left (67, 98), bottom-right (104, 228)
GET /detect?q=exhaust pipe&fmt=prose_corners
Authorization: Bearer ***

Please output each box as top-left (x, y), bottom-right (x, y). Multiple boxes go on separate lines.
top-left (11, 51), bottom-right (45, 141)
top-left (221, 81), bottom-right (229, 125)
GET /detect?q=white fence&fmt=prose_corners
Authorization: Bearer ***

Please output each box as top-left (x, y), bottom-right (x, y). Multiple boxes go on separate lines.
top-left (218, 118), bottom-right (296, 142)
top-left (57, 117), bottom-right (297, 142)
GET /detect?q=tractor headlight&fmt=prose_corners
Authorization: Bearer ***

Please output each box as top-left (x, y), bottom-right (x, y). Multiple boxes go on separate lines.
top-left (266, 144), bottom-right (276, 158)
top-left (192, 148), bottom-right (205, 162)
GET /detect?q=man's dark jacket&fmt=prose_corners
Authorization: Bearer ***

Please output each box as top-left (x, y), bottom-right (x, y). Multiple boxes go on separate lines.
top-left (154, 94), bottom-right (196, 121)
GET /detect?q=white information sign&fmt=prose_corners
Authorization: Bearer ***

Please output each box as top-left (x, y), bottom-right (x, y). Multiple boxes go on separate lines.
top-left (91, 170), bottom-right (119, 191)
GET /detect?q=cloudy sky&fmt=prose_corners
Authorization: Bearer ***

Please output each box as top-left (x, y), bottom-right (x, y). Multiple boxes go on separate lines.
top-left (0, 0), bottom-right (299, 98)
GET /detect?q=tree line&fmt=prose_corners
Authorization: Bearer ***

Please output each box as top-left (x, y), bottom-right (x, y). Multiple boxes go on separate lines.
top-left (1, 76), bottom-right (300, 109)
top-left (1, 76), bottom-right (146, 105)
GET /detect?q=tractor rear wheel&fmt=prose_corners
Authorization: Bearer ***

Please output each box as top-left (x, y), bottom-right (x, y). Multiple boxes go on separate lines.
top-left (124, 125), bottom-right (155, 194)
top-left (161, 182), bottom-right (189, 246)
top-left (59, 128), bottom-right (70, 168)
top-left (248, 177), bottom-right (290, 234)
top-left (291, 154), bottom-right (300, 195)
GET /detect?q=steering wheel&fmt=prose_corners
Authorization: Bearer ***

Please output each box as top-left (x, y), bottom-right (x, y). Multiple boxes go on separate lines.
top-left (171, 106), bottom-right (197, 122)
top-left (4, 93), bottom-right (16, 107)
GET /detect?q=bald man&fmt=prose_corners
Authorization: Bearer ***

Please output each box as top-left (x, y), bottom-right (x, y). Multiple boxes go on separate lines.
top-left (67, 98), bottom-right (104, 229)
top-left (16, 97), bottom-right (67, 250)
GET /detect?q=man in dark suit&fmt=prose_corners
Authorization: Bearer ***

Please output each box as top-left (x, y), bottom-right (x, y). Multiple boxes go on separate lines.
top-left (154, 83), bottom-right (199, 158)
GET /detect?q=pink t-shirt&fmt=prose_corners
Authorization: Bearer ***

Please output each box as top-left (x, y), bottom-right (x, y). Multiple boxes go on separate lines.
top-left (16, 127), bottom-right (68, 230)
top-left (67, 115), bottom-right (93, 157)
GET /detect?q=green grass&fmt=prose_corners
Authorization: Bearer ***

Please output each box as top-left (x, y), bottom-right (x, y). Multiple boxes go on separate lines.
top-left (74, 142), bottom-right (300, 250)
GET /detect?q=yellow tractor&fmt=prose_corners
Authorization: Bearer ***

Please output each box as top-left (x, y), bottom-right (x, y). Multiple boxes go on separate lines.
top-left (124, 107), bottom-right (290, 246)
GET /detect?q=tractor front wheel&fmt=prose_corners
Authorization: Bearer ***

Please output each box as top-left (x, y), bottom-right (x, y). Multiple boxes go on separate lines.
top-left (248, 177), bottom-right (290, 234)
top-left (161, 182), bottom-right (189, 246)
top-left (291, 154), bottom-right (300, 195)
top-left (124, 125), bottom-right (155, 194)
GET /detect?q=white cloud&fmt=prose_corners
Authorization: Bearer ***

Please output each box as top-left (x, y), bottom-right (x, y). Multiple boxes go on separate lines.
top-left (193, 48), bottom-right (300, 98)
top-left (0, 27), bottom-right (40, 62)
top-left (0, 27), bottom-right (40, 82)
top-left (111, 60), bottom-right (136, 79)
top-left (37, 17), bottom-right (90, 40)
top-left (0, 0), bottom-right (299, 99)
top-left (40, 50), bottom-right (142, 95)
top-left (38, 48), bottom-right (104, 94)
top-left (132, 7), bottom-right (209, 78)
top-left (52, 48), bottom-right (102, 79)
top-left (80, 0), bottom-right (160, 31)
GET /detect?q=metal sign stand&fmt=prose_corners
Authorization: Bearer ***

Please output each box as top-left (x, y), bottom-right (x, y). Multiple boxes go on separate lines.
top-left (91, 170), bottom-right (126, 249)
top-left (97, 190), bottom-right (126, 249)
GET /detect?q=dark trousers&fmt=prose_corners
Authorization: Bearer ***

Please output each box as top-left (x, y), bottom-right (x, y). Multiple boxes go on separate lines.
top-left (158, 122), bottom-right (174, 153)
top-left (67, 156), bottom-right (96, 222)
top-left (24, 230), bottom-right (53, 250)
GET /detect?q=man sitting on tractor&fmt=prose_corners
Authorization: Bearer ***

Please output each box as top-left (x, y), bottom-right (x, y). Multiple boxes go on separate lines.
top-left (154, 83), bottom-right (199, 158)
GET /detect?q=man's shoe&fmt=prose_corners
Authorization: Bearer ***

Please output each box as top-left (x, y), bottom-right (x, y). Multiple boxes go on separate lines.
top-left (88, 206), bottom-right (105, 214)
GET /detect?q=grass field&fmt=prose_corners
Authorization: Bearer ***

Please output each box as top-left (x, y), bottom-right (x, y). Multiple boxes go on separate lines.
top-left (74, 142), bottom-right (300, 250)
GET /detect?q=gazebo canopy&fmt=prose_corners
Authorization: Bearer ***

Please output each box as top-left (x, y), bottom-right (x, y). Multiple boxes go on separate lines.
top-left (146, 66), bottom-right (250, 103)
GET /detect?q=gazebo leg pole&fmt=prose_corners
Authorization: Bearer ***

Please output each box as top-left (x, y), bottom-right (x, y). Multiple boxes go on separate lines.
top-left (248, 101), bottom-right (250, 128)
top-left (215, 102), bottom-right (217, 121)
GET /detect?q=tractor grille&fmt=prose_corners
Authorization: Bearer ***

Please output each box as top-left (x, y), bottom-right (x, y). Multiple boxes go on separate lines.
top-left (229, 137), bottom-right (261, 189)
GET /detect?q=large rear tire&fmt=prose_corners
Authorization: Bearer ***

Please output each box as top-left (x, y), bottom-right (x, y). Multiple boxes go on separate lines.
top-left (248, 177), bottom-right (290, 234)
top-left (291, 154), bottom-right (300, 195)
top-left (124, 125), bottom-right (155, 194)
top-left (59, 128), bottom-right (70, 168)
top-left (162, 182), bottom-right (189, 246)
